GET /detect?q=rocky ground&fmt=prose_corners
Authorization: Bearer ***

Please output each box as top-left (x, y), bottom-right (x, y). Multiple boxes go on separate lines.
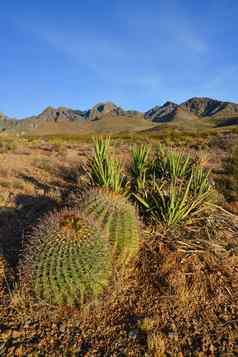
top-left (0, 131), bottom-right (237, 355)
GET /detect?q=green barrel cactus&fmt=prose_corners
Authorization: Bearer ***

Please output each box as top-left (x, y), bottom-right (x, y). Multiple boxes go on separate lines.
top-left (21, 209), bottom-right (111, 306)
top-left (80, 189), bottom-right (140, 263)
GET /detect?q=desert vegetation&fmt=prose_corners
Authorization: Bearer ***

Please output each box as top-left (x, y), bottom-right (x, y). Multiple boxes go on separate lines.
top-left (0, 133), bottom-right (237, 355)
top-left (215, 144), bottom-right (238, 212)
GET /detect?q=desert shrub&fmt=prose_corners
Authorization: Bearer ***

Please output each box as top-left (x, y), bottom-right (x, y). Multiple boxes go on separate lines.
top-left (136, 216), bottom-right (238, 355)
top-left (32, 157), bottom-right (53, 172)
top-left (190, 164), bottom-right (211, 195)
top-left (80, 188), bottom-right (140, 263)
top-left (0, 139), bottom-right (18, 153)
top-left (130, 144), bottom-right (151, 192)
top-left (56, 163), bottom-right (90, 190)
top-left (0, 180), bottom-right (12, 189)
top-left (11, 179), bottom-right (25, 190)
top-left (21, 209), bottom-right (111, 306)
top-left (133, 173), bottom-right (214, 225)
top-left (89, 137), bottom-right (124, 192)
top-left (153, 145), bottom-right (193, 180)
top-left (216, 145), bottom-right (238, 202)
top-left (131, 145), bottom-right (214, 225)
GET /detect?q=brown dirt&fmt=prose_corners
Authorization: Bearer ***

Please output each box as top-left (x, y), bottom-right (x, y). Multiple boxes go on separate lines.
top-left (0, 133), bottom-right (237, 355)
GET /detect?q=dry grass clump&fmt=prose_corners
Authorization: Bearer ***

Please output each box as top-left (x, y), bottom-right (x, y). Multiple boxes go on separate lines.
top-left (134, 214), bottom-right (238, 354)
top-left (0, 139), bottom-right (18, 153)
top-left (0, 243), bottom-right (9, 300)
top-left (215, 144), bottom-right (238, 212)
top-left (0, 244), bottom-right (6, 286)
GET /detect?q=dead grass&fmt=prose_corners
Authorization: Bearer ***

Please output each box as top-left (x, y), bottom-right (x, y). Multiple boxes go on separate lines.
top-left (1, 213), bottom-right (237, 355)
top-left (134, 214), bottom-right (238, 355)
top-left (0, 133), bottom-right (237, 354)
top-left (0, 244), bottom-right (7, 297)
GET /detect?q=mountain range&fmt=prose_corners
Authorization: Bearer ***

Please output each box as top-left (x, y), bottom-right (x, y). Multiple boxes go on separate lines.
top-left (1, 97), bottom-right (238, 135)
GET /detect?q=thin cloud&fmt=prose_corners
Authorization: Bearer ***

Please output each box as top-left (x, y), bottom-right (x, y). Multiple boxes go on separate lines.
top-left (19, 21), bottom-right (162, 93)
top-left (175, 29), bottom-right (208, 53)
top-left (196, 66), bottom-right (238, 96)
top-left (160, 15), bottom-right (208, 54)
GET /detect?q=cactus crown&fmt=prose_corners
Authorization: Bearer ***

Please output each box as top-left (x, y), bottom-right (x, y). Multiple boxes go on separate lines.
top-left (80, 189), bottom-right (140, 264)
top-left (59, 214), bottom-right (95, 241)
top-left (21, 209), bottom-right (111, 306)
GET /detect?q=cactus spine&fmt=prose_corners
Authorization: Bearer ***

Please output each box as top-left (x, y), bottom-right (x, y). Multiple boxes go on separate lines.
top-left (21, 209), bottom-right (111, 306)
top-left (80, 189), bottom-right (140, 263)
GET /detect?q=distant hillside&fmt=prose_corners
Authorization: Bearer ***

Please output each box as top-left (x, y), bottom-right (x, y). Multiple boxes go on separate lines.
top-left (144, 103), bottom-right (208, 130)
top-left (145, 102), bottom-right (178, 122)
top-left (25, 106), bottom-right (86, 123)
top-left (180, 97), bottom-right (238, 118)
top-left (145, 97), bottom-right (238, 127)
top-left (86, 102), bottom-right (124, 120)
top-left (0, 112), bottom-right (18, 132)
top-left (2, 102), bottom-right (151, 135)
top-left (1, 97), bottom-right (238, 135)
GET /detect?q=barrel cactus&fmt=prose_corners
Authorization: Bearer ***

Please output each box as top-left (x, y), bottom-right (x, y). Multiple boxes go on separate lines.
top-left (80, 189), bottom-right (140, 263)
top-left (21, 209), bottom-right (111, 306)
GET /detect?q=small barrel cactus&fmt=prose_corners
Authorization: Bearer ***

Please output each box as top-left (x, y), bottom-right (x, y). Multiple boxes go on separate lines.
top-left (80, 189), bottom-right (140, 263)
top-left (21, 209), bottom-right (111, 306)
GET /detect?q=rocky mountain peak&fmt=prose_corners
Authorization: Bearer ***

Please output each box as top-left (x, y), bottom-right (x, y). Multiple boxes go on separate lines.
top-left (87, 102), bottom-right (123, 120)
top-left (145, 97), bottom-right (238, 123)
top-left (180, 97), bottom-right (221, 116)
top-left (180, 97), bottom-right (238, 117)
top-left (36, 106), bottom-right (84, 122)
top-left (145, 101), bottom-right (178, 122)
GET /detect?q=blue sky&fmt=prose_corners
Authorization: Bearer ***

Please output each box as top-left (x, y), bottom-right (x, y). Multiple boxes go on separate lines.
top-left (0, 0), bottom-right (238, 118)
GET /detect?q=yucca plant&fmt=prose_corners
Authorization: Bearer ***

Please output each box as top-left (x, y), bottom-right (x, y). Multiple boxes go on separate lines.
top-left (153, 145), bottom-right (192, 180)
top-left (80, 189), bottom-right (140, 263)
top-left (21, 209), bottom-right (111, 306)
top-left (190, 164), bottom-right (211, 195)
top-left (133, 170), bottom-right (214, 226)
top-left (89, 136), bottom-right (123, 192)
top-left (130, 144), bottom-right (151, 192)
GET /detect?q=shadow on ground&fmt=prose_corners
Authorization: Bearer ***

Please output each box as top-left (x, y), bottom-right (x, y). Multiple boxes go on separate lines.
top-left (18, 174), bottom-right (53, 194)
top-left (0, 194), bottom-right (59, 271)
top-left (0, 165), bottom-right (89, 282)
